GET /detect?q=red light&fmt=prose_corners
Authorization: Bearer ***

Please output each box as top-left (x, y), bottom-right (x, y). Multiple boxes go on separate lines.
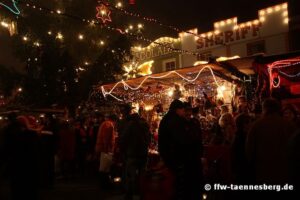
top-left (129, 0), bottom-right (135, 5)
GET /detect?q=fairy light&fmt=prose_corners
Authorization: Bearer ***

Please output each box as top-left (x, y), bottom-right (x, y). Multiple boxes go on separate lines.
top-left (1, 21), bottom-right (9, 28)
top-left (137, 23), bottom-right (143, 29)
top-left (78, 34), bottom-right (84, 40)
top-left (0, 0), bottom-right (21, 15)
top-left (56, 9), bottom-right (62, 14)
top-left (56, 32), bottom-right (63, 40)
top-left (101, 65), bottom-right (221, 101)
top-left (23, 36), bottom-right (28, 41)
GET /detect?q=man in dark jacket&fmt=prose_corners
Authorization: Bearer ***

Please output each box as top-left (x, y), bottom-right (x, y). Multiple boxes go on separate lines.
top-left (120, 113), bottom-right (150, 200)
top-left (159, 100), bottom-right (203, 200)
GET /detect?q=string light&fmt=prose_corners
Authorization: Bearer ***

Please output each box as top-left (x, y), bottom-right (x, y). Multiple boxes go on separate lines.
top-left (0, 0), bottom-right (20, 15)
top-left (78, 34), bottom-right (84, 40)
top-left (101, 65), bottom-right (221, 101)
top-left (23, 36), bottom-right (28, 41)
top-left (56, 32), bottom-right (63, 40)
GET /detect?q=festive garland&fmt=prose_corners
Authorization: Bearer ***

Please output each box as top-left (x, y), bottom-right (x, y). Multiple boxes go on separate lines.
top-left (101, 65), bottom-right (221, 101)
top-left (0, 0), bottom-right (20, 15)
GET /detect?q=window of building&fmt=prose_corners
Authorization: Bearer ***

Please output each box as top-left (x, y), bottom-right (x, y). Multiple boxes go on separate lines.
top-left (197, 52), bottom-right (212, 61)
top-left (163, 58), bottom-right (176, 71)
top-left (247, 40), bottom-right (265, 56)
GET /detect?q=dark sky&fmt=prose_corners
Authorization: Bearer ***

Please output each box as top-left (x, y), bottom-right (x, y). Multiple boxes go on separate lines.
top-left (128, 0), bottom-right (286, 39)
top-left (0, 0), bottom-right (287, 68)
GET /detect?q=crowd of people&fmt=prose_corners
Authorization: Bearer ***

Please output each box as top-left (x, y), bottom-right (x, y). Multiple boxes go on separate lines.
top-left (0, 95), bottom-right (299, 200)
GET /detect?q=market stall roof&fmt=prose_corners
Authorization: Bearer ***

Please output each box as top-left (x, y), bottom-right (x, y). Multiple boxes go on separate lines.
top-left (99, 56), bottom-right (257, 95)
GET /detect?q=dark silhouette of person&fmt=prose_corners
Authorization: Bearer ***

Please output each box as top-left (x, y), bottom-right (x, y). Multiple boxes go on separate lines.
top-left (3, 114), bottom-right (39, 200)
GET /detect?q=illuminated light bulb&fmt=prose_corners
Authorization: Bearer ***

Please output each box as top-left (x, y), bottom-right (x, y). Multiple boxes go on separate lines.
top-left (282, 3), bottom-right (288, 9)
top-left (100, 10), bottom-right (106, 15)
top-left (259, 10), bottom-right (265, 16)
top-left (78, 34), bottom-right (84, 40)
top-left (282, 11), bottom-right (288, 17)
top-left (137, 23), bottom-right (143, 29)
top-left (233, 25), bottom-right (239, 30)
top-left (247, 22), bottom-right (252, 26)
top-left (214, 30), bottom-right (220, 34)
top-left (214, 22), bottom-right (219, 28)
top-left (226, 19), bottom-right (232, 24)
top-left (240, 24), bottom-right (245, 28)
top-left (194, 36), bottom-right (199, 41)
top-left (84, 62), bottom-right (89, 65)
top-left (220, 21), bottom-right (225, 26)
top-left (275, 5), bottom-right (281, 11)
top-left (267, 8), bottom-right (273, 14)
top-left (207, 32), bottom-right (213, 37)
top-left (116, 2), bottom-right (122, 8)
top-left (284, 18), bottom-right (289, 24)
top-left (203, 194), bottom-right (208, 200)
top-left (167, 90), bottom-right (173, 97)
top-left (100, 40), bottom-right (105, 46)
top-left (233, 18), bottom-right (237, 23)
top-left (56, 32), bottom-right (63, 40)
top-left (48, 31), bottom-right (52, 35)
top-left (18, 87), bottom-right (23, 92)
top-left (129, 25), bottom-right (133, 30)
top-left (259, 16), bottom-right (265, 22)
top-left (1, 21), bottom-right (9, 28)
top-left (23, 36), bottom-right (28, 41)
top-left (253, 20), bottom-right (259, 25)
top-left (56, 9), bottom-right (62, 14)
top-left (34, 42), bottom-right (40, 47)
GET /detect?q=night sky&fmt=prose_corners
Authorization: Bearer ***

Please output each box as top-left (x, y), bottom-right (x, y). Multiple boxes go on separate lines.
top-left (129, 0), bottom-right (286, 39)
top-left (0, 0), bottom-right (287, 68)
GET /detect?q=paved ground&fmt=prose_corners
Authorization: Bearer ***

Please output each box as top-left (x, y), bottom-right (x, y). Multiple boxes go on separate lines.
top-left (0, 176), bottom-right (134, 200)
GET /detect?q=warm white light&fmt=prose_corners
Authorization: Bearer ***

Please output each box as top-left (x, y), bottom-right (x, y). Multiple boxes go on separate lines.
top-left (214, 23), bottom-right (219, 28)
top-left (240, 24), bottom-right (245, 28)
top-left (116, 2), bottom-right (122, 8)
top-left (145, 105), bottom-right (153, 111)
top-left (203, 194), bottom-right (207, 200)
top-left (275, 5), bottom-right (281, 11)
top-left (194, 36), bottom-right (199, 41)
top-left (233, 25), bottom-right (239, 30)
top-left (284, 18), bottom-right (289, 24)
top-left (84, 62), bottom-right (89, 65)
top-left (56, 9), bottom-right (62, 14)
top-left (101, 10), bottom-right (106, 15)
top-left (56, 32), bottom-right (63, 40)
top-left (167, 90), bottom-right (174, 97)
top-left (18, 87), bottom-right (23, 92)
top-left (253, 20), bottom-right (259, 25)
top-left (233, 18), bottom-right (237, 23)
top-left (48, 31), bottom-right (52, 35)
top-left (23, 36), bottom-right (28, 41)
top-left (282, 11), bottom-right (288, 17)
top-left (247, 22), bottom-right (252, 26)
top-left (113, 177), bottom-right (122, 183)
top-left (226, 19), bottom-right (232, 24)
top-left (207, 32), bottom-right (213, 37)
top-left (259, 10), bottom-right (265, 16)
top-left (220, 21), bottom-right (225, 26)
top-left (137, 23), bottom-right (143, 29)
top-left (193, 61), bottom-right (208, 66)
top-left (129, 25), bottom-right (133, 30)
top-left (1, 21), bottom-right (9, 28)
top-left (34, 42), bottom-right (40, 47)
top-left (214, 30), bottom-right (220, 35)
top-left (267, 8), bottom-right (273, 14)
top-left (282, 3), bottom-right (288, 9)
top-left (259, 16), bottom-right (265, 22)
top-left (100, 40), bottom-right (105, 46)
top-left (78, 34), bottom-right (84, 40)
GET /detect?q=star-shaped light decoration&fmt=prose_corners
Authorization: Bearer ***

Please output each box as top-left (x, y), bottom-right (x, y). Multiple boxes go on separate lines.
top-left (96, 3), bottom-right (112, 24)
top-left (0, 0), bottom-right (20, 15)
top-left (123, 60), bottom-right (154, 79)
